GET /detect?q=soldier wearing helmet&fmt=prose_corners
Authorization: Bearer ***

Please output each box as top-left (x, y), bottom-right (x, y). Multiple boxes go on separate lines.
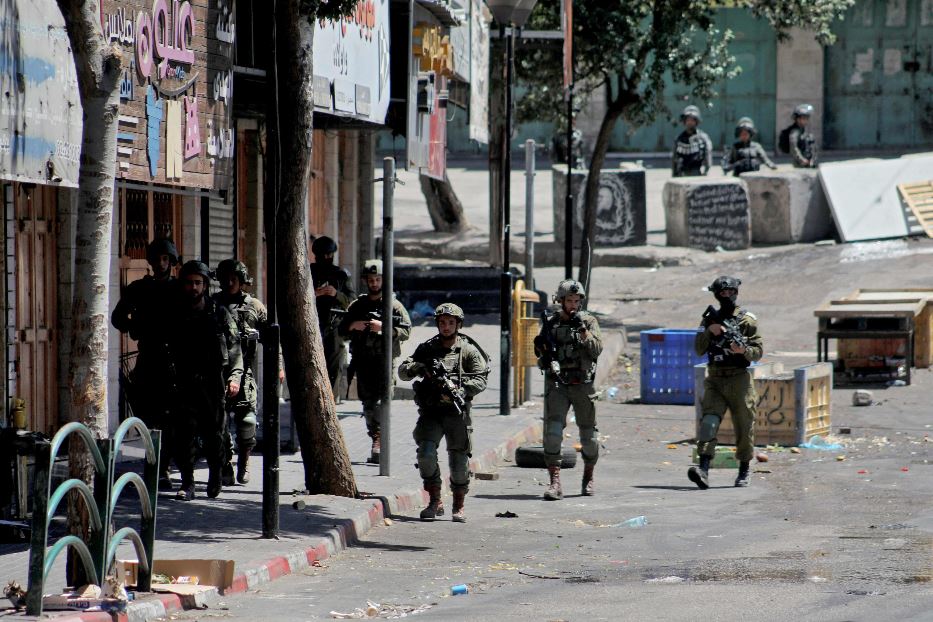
top-left (168, 260), bottom-right (243, 501)
top-left (533, 280), bottom-right (603, 500)
top-left (338, 259), bottom-right (411, 463)
top-left (671, 105), bottom-right (713, 177)
top-left (722, 117), bottom-right (776, 176)
top-left (784, 103), bottom-right (817, 168)
top-left (310, 235), bottom-right (354, 394)
top-left (111, 238), bottom-right (181, 492)
top-left (689, 276), bottom-right (763, 491)
top-left (398, 303), bottom-right (489, 523)
top-left (212, 259), bottom-right (282, 486)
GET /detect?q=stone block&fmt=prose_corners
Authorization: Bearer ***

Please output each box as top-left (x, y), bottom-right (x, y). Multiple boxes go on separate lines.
top-left (663, 178), bottom-right (750, 250)
top-left (743, 169), bottom-right (833, 244)
top-left (553, 166), bottom-right (647, 247)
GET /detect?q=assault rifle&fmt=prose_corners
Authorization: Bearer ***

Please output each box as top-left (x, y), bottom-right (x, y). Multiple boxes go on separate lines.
top-left (344, 309), bottom-right (410, 398)
top-left (425, 358), bottom-right (466, 416)
top-left (533, 310), bottom-right (562, 377)
top-left (702, 305), bottom-right (748, 351)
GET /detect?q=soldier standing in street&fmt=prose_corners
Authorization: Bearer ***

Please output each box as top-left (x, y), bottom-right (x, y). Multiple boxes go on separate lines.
top-left (690, 276), bottom-right (763, 490)
top-left (213, 259), bottom-right (281, 486)
top-left (534, 280), bottom-right (603, 501)
top-left (722, 117), bottom-right (777, 176)
top-left (111, 238), bottom-right (181, 491)
top-left (338, 259), bottom-right (411, 464)
top-left (671, 105), bottom-right (713, 177)
top-left (310, 236), bottom-right (354, 395)
top-left (170, 261), bottom-right (243, 501)
top-left (398, 304), bottom-right (489, 523)
top-left (784, 104), bottom-right (817, 168)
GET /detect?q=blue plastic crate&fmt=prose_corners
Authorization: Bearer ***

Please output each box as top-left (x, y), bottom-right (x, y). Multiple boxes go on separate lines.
top-left (640, 329), bottom-right (706, 405)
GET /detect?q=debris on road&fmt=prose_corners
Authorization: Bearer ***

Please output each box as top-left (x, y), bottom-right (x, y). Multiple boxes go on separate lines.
top-left (852, 390), bottom-right (873, 406)
top-left (645, 576), bottom-right (685, 584)
top-left (611, 516), bottom-right (648, 528)
top-left (755, 452), bottom-right (769, 462)
top-left (384, 518), bottom-right (393, 526)
top-left (450, 584), bottom-right (468, 595)
top-left (475, 472), bottom-right (500, 480)
top-left (836, 455), bottom-right (846, 461)
top-left (518, 570), bottom-right (561, 580)
top-left (329, 601), bottom-right (435, 618)
top-left (495, 511), bottom-right (518, 518)
top-left (790, 447), bottom-right (801, 454)
top-left (292, 500), bottom-right (306, 510)
top-left (799, 435), bottom-right (844, 451)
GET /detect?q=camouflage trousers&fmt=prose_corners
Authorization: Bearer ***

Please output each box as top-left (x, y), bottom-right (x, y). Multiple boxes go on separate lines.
top-left (697, 369), bottom-right (757, 463)
top-left (413, 408), bottom-right (473, 492)
top-left (173, 374), bottom-right (226, 484)
top-left (544, 381), bottom-right (599, 467)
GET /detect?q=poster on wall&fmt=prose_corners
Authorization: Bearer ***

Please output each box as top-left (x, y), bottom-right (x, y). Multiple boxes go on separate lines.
top-left (312, 0), bottom-right (391, 124)
top-left (0, 0), bottom-right (83, 187)
top-left (468, 0), bottom-right (490, 144)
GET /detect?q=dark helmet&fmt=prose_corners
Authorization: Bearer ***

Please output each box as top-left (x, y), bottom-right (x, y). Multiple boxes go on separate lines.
top-left (311, 235), bottom-right (338, 258)
top-left (681, 105), bottom-right (702, 123)
top-left (179, 260), bottom-right (213, 282)
top-left (708, 276), bottom-right (741, 294)
top-left (734, 117), bottom-right (756, 138)
top-left (216, 259), bottom-right (252, 286)
top-left (793, 103), bottom-right (814, 118)
top-left (146, 238), bottom-right (178, 266)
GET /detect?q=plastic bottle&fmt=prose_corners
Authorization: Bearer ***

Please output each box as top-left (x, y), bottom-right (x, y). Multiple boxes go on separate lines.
top-left (451, 584), bottom-right (469, 595)
top-left (613, 515), bottom-right (648, 528)
top-left (607, 386), bottom-right (619, 400)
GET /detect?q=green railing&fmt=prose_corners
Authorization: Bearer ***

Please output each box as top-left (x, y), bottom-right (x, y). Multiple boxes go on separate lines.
top-left (26, 417), bottom-right (160, 616)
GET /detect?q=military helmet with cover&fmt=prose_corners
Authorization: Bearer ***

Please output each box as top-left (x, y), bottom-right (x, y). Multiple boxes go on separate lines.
top-left (734, 117), bottom-right (756, 138)
top-left (311, 235), bottom-right (338, 258)
top-left (680, 105), bottom-right (702, 123)
top-left (179, 260), bottom-right (213, 282)
top-left (216, 259), bottom-right (252, 286)
top-left (793, 103), bottom-right (814, 118)
top-left (554, 279), bottom-right (586, 302)
top-left (362, 259), bottom-right (383, 276)
top-left (708, 276), bottom-right (741, 294)
top-left (435, 303), bottom-right (464, 323)
top-left (146, 238), bottom-right (179, 267)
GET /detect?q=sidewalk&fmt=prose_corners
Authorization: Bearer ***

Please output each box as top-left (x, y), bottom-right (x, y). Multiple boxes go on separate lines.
top-left (1, 321), bottom-right (635, 622)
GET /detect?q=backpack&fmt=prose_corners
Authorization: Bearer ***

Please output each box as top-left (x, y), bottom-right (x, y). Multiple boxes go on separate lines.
top-left (778, 124), bottom-right (795, 154)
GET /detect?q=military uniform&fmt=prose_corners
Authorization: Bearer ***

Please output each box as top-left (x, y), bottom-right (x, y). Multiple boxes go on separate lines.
top-left (170, 263), bottom-right (243, 500)
top-left (722, 117), bottom-right (776, 177)
top-left (690, 276), bottom-right (763, 490)
top-left (311, 262), bottom-right (353, 389)
top-left (398, 304), bottom-right (489, 523)
top-left (789, 126), bottom-right (817, 168)
top-left (338, 294), bottom-right (411, 458)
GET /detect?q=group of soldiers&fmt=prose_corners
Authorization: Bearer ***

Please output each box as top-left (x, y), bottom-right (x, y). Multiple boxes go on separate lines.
top-left (672, 103), bottom-right (817, 177)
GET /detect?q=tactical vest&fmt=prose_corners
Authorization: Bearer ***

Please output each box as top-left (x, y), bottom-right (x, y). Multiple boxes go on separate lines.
top-left (732, 144), bottom-right (762, 174)
top-left (706, 309), bottom-right (750, 369)
top-left (550, 313), bottom-right (596, 383)
top-left (675, 131), bottom-right (707, 170)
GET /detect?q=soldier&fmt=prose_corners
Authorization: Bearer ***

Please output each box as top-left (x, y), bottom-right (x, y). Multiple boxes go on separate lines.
top-left (722, 117), bottom-right (777, 176)
top-left (689, 276), bottom-right (763, 490)
top-left (785, 104), bottom-right (817, 168)
top-left (111, 238), bottom-right (181, 491)
top-left (533, 280), bottom-right (603, 500)
top-left (213, 259), bottom-right (281, 485)
top-left (310, 236), bottom-right (354, 395)
top-left (337, 259), bottom-right (411, 464)
top-left (170, 261), bottom-right (243, 501)
top-left (671, 105), bottom-right (713, 177)
top-left (398, 304), bottom-right (489, 523)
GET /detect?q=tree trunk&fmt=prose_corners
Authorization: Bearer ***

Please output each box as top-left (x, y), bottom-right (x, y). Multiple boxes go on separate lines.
top-left (577, 103), bottom-right (623, 295)
top-left (270, 0), bottom-right (356, 496)
top-left (55, 0), bottom-right (122, 586)
top-left (419, 173), bottom-right (470, 233)
top-left (487, 37), bottom-right (505, 266)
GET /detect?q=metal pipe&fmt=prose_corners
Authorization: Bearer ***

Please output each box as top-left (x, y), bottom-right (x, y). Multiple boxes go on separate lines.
top-left (523, 139), bottom-right (535, 404)
top-left (380, 157), bottom-right (395, 476)
top-left (262, 93), bottom-right (280, 538)
top-left (500, 25), bottom-right (514, 417)
top-left (564, 83), bottom-right (573, 279)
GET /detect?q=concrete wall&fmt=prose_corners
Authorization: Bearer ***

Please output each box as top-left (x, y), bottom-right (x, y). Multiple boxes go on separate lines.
top-left (663, 178), bottom-right (750, 250)
top-left (744, 169), bottom-right (834, 244)
top-left (775, 27), bottom-right (824, 150)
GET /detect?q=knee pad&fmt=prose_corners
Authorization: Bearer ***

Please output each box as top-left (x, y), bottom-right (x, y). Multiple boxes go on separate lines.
top-left (699, 414), bottom-right (721, 442)
top-left (417, 441), bottom-right (440, 478)
top-left (544, 419), bottom-right (565, 441)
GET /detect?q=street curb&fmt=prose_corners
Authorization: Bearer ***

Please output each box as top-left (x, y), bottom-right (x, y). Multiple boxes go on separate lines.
top-left (56, 418), bottom-right (542, 622)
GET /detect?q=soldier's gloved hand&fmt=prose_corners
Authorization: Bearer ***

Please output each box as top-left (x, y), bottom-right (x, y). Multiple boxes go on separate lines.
top-left (410, 362), bottom-right (427, 377)
top-left (227, 381), bottom-right (241, 397)
top-left (729, 342), bottom-right (746, 354)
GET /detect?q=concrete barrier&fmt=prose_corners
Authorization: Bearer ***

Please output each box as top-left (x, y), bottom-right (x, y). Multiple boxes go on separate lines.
top-left (553, 166), bottom-right (647, 247)
top-left (663, 178), bottom-right (750, 250)
top-left (743, 169), bottom-right (834, 244)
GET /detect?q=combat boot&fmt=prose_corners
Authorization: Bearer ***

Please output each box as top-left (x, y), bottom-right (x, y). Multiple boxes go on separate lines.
top-left (581, 464), bottom-right (596, 496)
top-left (221, 461), bottom-right (235, 486)
top-left (176, 472), bottom-right (195, 501)
top-left (688, 455), bottom-right (711, 490)
top-left (158, 469), bottom-right (174, 492)
top-left (207, 466), bottom-right (222, 498)
top-left (419, 485), bottom-right (444, 521)
top-left (735, 461), bottom-right (750, 487)
top-left (237, 450), bottom-right (251, 484)
top-left (451, 489), bottom-right (467, 523)
top-left (544, 466), bottom-right (563, 500)
top-left (368, 431), bottom-right (381, 464)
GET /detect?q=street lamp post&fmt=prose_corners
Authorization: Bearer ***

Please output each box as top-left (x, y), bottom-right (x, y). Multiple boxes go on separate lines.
top-left (488, 0), bottom-right (539, 417)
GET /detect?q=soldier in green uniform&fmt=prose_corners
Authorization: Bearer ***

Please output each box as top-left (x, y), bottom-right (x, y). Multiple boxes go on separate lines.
top-left (338, 259), bottom-right (411, 464)
top-left (111, 238), bottom-right (181, 491)
top-left (788, 104), bottom-right (817, 168)
top-left (534, 280), bottom-right (603, 500)
top-left (398, 304), bottom-right (489, 523)
top-left (722, 117), bottom-right (777, 176)
top-left (170, 261), bottom-right (243, 501)
top-left (671, 105), bottom-right (713, 177)
top-left (689, 276), bottom-right (763, 490)
top-left (310, 236), bottom-right (354, 394)
top-left (213, 259), bottom-right (281, 486)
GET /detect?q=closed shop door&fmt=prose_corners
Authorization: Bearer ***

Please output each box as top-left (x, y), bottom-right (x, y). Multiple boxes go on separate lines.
top-left (14, 184), bottom-right (57, 435)
top-left (825, 0), bottom-right (933, 149)
top-left (209, 195), bottom-right (235, 264)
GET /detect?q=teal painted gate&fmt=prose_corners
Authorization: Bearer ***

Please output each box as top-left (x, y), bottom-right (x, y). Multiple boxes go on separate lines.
top-left (824, 0), bottom-right (933, 149)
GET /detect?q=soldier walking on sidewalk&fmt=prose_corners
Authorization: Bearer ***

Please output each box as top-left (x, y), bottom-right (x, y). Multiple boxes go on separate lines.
top-left (534, 280), bottom-right (603, 500)
top-left (398, 304), bottom-right (489, 523)
top-left (690, 276), bottom-right (763, 490)
top-left (310, 236), bottom-right (354, 395)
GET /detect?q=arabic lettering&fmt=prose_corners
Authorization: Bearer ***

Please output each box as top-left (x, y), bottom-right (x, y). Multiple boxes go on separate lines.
top-left (184, 95), bottom-right (200, 159)
top-left (212, 70), bottom-right (232, 103)
top-left (136, 0), bottom-right (195, 80)
top-left (105, 7), bottom-right (135, 45)
top-left (216, 0), bottom-right (235, 44)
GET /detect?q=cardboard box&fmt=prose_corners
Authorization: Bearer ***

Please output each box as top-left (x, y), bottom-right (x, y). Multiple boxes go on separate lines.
top-left (118, 559), bottom-right (236, 593)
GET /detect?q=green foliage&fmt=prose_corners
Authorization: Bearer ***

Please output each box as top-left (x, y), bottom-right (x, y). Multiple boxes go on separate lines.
top-left (516, 0), bottom-right (853, 129)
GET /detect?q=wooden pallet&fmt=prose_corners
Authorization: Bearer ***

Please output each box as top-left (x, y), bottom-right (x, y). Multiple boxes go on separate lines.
top-left (898, 182), bottom-right (933, 237)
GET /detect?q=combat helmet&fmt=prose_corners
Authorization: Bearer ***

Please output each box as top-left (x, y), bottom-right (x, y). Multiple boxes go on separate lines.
top-left (708, 276), bottom-right (741, 294)
top-left (179, 260), bottom-right (213, 282)
top-left (554, 279), bottom-right (586, 302)
top-left (146, 238), bottom-right (179, 267)
top-left (311, 235), bottom-right (338, 258)
top-left (793, 103), bottom-right (814, 119)
top-left (734, 117), bottom-right (756, 138)
top-left (680, 105), bottom-right (702, 124)
top-left (435, 303), bottom-right (464, 325)
top-left (216, 259), bottom-right (252, 286)
top-left (362, 259), bottom-right (383, 276)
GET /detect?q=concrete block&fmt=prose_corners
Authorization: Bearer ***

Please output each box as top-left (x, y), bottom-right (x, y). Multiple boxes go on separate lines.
top-left (663, 178), bottom-right (750, 250)
top-left (553, 166), bottom-right (647, 247)
top-left (743, 169), bottom-right (833, 244)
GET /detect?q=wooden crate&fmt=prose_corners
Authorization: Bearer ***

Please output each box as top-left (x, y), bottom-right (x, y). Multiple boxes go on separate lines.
top-left (694, 362), bottom-right (832, 447)
top-left (837, 289), bottom-right (933, 368)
